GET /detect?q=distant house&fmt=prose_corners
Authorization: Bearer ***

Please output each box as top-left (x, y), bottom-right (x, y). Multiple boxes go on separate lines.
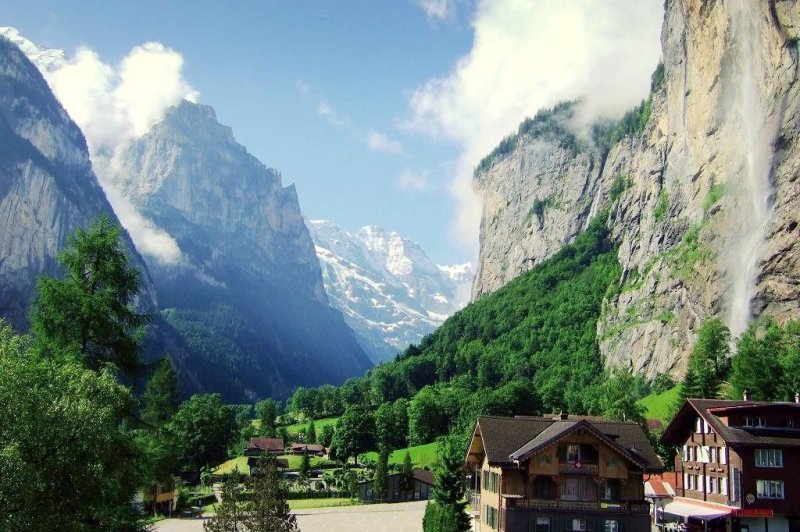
top-left (466, 414), bottom-right (663, 532)
top-left (290, 443), bottom-right (326, 456)
top-left (357, 469), bottom-right (435, 503)
top-left (244, 437), bottom-right (285, 456)
top-left (136, 482), bottom-right (177, 516)
top-left (660, 396), bottom-right (800, 530)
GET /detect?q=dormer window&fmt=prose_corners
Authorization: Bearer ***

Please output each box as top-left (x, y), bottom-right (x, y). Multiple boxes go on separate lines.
top-left (744, 416), bottom-right (766, 427)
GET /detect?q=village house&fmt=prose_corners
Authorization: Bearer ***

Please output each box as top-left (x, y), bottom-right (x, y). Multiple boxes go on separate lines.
top-left (289, 443), bottom-right (326, 456)
top-left (466, 414), bottom-right (663, 532)
top-left (659, 395), bottom-right (800, 531)
top-left (357, 468), bottom-right (435, 503)
top-left (244, 437), bottom-right (285, 456)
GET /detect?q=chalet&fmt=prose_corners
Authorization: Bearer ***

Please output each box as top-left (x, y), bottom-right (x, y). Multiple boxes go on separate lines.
top-left (466, 414), bottom-right (663, 532)
top-left (660, 397), bottom-right (800, 531)
top-left (290, 443), bottom-right (326, 456)
top-left (244, 437), bottom-right (285, 456)
top-left (357, 468), bottom-right (435, 503)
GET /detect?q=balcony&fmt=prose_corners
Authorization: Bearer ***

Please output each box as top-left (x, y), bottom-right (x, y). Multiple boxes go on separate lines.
top-left (505, 498), bottom-right (650, 514)
top-left (558, 462), bottom-right (599, 475)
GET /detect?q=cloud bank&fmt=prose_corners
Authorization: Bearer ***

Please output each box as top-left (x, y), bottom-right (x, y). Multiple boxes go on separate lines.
top-left (406, 0), bottom-right (664, 253)
top-left (38, 40), bottom-right (198, 264)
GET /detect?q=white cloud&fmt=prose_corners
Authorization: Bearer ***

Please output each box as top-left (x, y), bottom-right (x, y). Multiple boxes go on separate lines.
top-left (405, 0), bottom-right (664, 253)
top-left (396, 169), bottom-right (430, 191)
top-left (294, 79), bottom-right (311, 94)
top-left (34, 40), bottom-right (197, 264)
top-left (366, 130), bottom-right (405, 155)
top-left (416, 0), bottom-right (455, 20)
top-left (317, 100), bottom-right (349, 127)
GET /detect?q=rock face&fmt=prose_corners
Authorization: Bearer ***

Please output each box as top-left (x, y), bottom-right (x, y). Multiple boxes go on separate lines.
top-left (309, 220), bottom-right (473, 363)
top-left (0, 36), bottom-right (219, 394)
top-left (111, 102), bottom-right (372, 400)
top-left (472, 0), bottom-right (800, 379)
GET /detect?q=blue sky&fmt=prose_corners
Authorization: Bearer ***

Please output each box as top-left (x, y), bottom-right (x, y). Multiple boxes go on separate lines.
top-left (1, 1), bottom-right (664, 266)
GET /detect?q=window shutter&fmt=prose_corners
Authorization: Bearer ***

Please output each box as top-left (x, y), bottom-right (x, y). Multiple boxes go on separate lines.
top-left (721, 477), bottom-right (728, 496)
top-left (698, 475), bottom-right (704, 491)
top-left (720, 446), bottom-right (727, 464)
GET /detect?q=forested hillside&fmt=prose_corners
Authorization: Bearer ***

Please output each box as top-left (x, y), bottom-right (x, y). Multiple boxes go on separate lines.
top-left (289, 212), bottom-right (622, 445)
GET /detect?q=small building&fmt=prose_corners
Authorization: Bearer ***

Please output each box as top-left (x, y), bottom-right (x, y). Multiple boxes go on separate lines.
top-left (660, 397), bottom-right (800, 531)
top-left (466, 414), bottom-right (663, 532)
top-left (290, 443), bottom-right (326, 456)
top-left (137, 483), bottom-right (178, 516)
top-left (247, 456), bottom-right (289, 477)
top-left (357, 469), bottom-right (435, 503)
top-left (244, 437), bottom-right (285, 456)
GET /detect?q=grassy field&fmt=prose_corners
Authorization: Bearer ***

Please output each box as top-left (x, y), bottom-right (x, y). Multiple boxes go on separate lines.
top-left (212, 456), bottom-right (249, 475)
top-left (288, 498), bottom-right (359, 510)
top-left (637, 386), bottom-right (680, 421)
top-left (252, 416), bottom-right (340, 434)
top-left (362, 442), bottom-right (438, 469)
top-left (278, 454), bottom-right (336, 470)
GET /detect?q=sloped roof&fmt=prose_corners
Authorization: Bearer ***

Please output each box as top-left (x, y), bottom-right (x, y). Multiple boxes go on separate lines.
top-left (471, 415), bottom-right (662, 472)
top-left (661, 399), bottom-right (800, 447)
top-left (246, 437), bottom-right (285, 452)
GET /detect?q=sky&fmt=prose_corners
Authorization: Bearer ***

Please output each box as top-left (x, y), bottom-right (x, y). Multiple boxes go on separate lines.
top-left (1, 0), bottom-right (664, 266)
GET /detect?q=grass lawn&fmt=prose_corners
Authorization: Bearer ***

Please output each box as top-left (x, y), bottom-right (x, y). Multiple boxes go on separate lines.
top-left (212, 456), bottom-right (250, 475)
top-left (637, 385), bottom-right (680, 421)
top-left (252, 416), bottom-right (340, 434)
top-left (288, 498), bottom-right (359, 510)
top-left (279, 454), bottom-right (336, 470)
top-left (362, 442), bottom-right (438, 469)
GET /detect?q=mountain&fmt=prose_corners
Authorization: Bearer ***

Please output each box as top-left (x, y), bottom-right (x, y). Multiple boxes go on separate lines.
top-left (308, 220), bottom-right (473, 363)
top-left (0, 35), bottom-right (223, 394)
top-left (472, 0), bottom-right (800, 379)
top-left (109, 101), bottom-right (372, 400)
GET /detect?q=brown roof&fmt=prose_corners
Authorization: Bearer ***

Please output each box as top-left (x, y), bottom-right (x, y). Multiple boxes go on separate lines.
top-left (472, 415), bottom-right (663, 472)
top-left (246, 437), bottom-right (285, 452)
top-left (661, 399), bottom-right (800, 447)
top-left (291, 443), bottom-right (325, 452)
top-left (412, 468), bottom-right (434, 485)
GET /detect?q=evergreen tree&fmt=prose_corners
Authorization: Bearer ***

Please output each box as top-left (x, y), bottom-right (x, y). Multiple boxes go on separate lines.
top-left (424, 435), bottom-right (470, 532)
top-left (299, 447), bottom-right (311, 482)
top-left (598, 368), bottom-right (646, 425)
top-left (307, 419), bottom-right (317, 444)
top-left (400, 451), bottom-right (414, 496)
top-left (730, 321), bottom-right (784, 401)
top-left (319, 425), bottom-right (335, 448)
top-left (373, 446), bottom-right (389, 502)
top-left (141, 357), bottom-right (180, 430)
top-left (244, 454), bottom-right (299, 532)
top-left (255, 399), bottom-right (279, 438)
top-left (203, 472), bottom-right (246, 532)
top-left (30, 215), bottom-right (149, 376)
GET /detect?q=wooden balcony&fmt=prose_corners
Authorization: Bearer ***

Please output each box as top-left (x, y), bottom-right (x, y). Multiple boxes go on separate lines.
top-left (558, 462), bottom-right (599, 475)
top-left (506, 498), bottom-right (650, 514)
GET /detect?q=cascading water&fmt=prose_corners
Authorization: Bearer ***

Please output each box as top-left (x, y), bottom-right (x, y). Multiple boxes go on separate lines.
top-left (724, 0), bottom-right (777, 337)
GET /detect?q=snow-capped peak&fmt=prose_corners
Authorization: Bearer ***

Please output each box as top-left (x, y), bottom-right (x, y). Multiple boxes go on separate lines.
top-left (0, 27), bottom-right (67, 73)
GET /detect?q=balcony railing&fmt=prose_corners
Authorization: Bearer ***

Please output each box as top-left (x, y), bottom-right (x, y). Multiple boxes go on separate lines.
top-left (506, 498), bottom-right (650, 514)
top-left (557, 462), bottom-right (599, 475)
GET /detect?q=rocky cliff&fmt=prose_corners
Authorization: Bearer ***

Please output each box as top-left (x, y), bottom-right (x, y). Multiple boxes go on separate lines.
top-left (309, 220), bottom-right (472, 363)
top-left (472, 0), bottom-right (800, 379)
top-left (110, 101), bottom-right (372, 400)
top-left (0, 36), bottom-right (222, 394)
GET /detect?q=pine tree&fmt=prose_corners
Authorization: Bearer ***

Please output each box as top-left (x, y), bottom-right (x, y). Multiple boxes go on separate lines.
top-left (400, 450), bottom-right (415, 496)
top-left (142, 357), bottom-right (180, 430)
top-left (245, 454), bottom-right (299, 532)
top-left (30, 215), bottom-right (149, 376)
top-left (424, 435), bottom-right (470, 532)
top-left (307, 419), bottom-right (317, 444)
top-left (373, 446), bottom-right (389, 502)
top-left (203, 472), bottom-right (246, 532)
top-left (299, 447), bottom-right (311, 482)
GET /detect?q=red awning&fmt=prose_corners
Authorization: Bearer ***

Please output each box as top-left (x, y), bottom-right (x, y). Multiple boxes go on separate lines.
top-left (663, 499), bottom-right (731, 520)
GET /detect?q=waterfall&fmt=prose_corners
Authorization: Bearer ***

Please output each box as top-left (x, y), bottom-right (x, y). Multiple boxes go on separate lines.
top-left (724, 0), bottom-right (777, 336)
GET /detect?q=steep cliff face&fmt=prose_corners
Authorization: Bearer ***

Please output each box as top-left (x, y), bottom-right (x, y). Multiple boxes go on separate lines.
top-left (0, 37), bottom-right (220, 394)
top-left (309, 219), bottom-right (472, 363)
top-left (111, 102), bottom-right (372, 400)
top-left (473, 0), bottom-right (800, 378)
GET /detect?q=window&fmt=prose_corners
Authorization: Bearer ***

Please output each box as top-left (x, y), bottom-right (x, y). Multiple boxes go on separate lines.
top-left (482, 470), bottom-right (500, 493)
top-left (602, 479), bottom-right (621, 501)
top-left (604, 521), bottom-right (619, 532)
top-left (483, 505), bottom-right (498, 529)
top-left (720, 446), bottom-right (727, 465)
top-left (756, 480), bottom-right (784, 499)
top-left (721, 477), bottom-right (728, 496)
top-left (744, 416), bottom-right (766, 427)
top-left (755, 449), bottom-right (783, 468)
top-left (698, 446), bottom-right (711, 463)
top-left (534, 517), bottom-right (551, 532)
top-left (696, 417), bottom-right (703, 433)
top-left (571, 519), bottom-right (587, 531)
top-left (686, 474), bottom-right (695, 490)
top-left (566, 444), bottom-right (580, 463)
top-left (683, 445), bottom-right (689, 461)
top-left (532, 476), bottom-right (556, 500)
top-left (707, 476), bottom-right (716, 494)
top-left (709, 447), bottom-right (717, 463)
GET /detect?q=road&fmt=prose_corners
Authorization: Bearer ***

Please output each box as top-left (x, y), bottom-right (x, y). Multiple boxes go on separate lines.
top-left (152, 500), bottom-right (427, 532)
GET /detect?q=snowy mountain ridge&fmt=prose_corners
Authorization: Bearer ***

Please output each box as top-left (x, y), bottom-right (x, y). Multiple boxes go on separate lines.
top-left (309, 220), bottom-right (473, 363)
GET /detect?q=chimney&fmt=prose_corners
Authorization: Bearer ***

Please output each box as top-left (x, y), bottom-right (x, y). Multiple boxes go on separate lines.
top-left (743, 388), bottom-right (752, 401)
top-left (555, 410), bottom-right (568, 420)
